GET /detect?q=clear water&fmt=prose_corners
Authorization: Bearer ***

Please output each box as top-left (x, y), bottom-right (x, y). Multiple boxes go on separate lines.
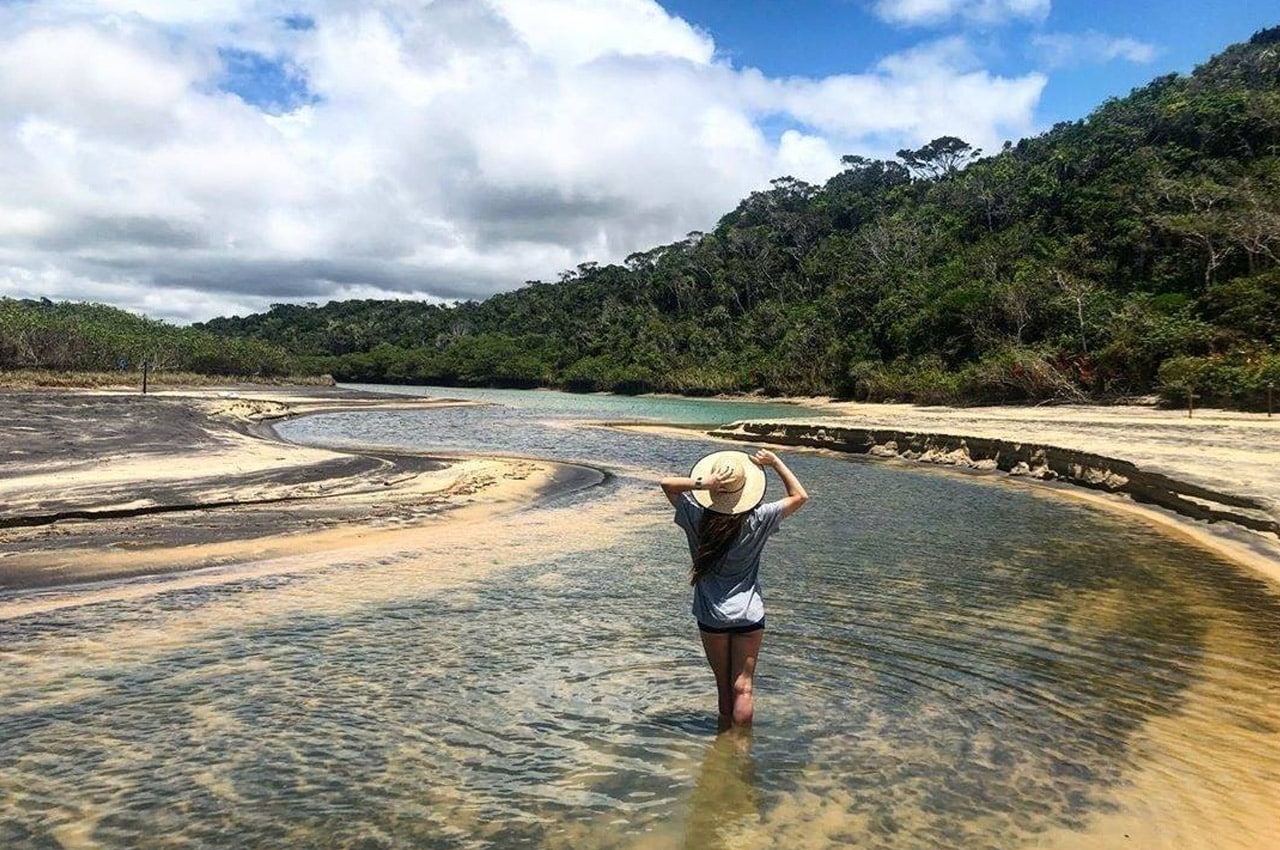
top-left (3, 387), bottom-right (1279, 849)
top-left (279, 383), bottom-right (811, 469)
top-left (342, 382), bottom-right (813, 427)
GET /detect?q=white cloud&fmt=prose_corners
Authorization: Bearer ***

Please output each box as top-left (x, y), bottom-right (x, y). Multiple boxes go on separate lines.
top-left (776, 131), bottom-right (844, 184)
top-left (486, 0), bottom-right (715, 67)
top-left (774, 37), bottom-right (1044, 155)
top-left (873, 0), bottom-right (1050, 27)
top-left (0, 0), bottom-right (1049, 322)
top-left (1031, 31), bottom-right (1158, 67)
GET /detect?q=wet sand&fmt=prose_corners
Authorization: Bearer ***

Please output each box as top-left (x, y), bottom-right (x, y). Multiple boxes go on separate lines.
top-left (0, 387), bottom-right (602, 593)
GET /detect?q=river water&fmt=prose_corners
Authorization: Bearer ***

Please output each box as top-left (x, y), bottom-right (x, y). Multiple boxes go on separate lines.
top-left (2, 386), bottom-right (1278, 849)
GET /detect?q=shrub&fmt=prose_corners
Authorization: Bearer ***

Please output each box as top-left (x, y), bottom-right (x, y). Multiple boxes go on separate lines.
top-left (1157, 350), bottom-right (1280, 410)
top-left (663, 364), bottom-right (742, 397)
top-left (959, 347), bottom-right (1086, 403)
top-left (1197, 268), bottom-right (1280, 346)
top-left (1095, 294), bottom-right (1216, 393)
top-left (855, 357), bottom-right (963, 405)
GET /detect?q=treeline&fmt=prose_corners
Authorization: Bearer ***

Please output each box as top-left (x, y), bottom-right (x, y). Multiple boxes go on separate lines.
top-left (200, 27), bottom-right (1277, 409)
top-left (0, 298), bottom-right (299, 377)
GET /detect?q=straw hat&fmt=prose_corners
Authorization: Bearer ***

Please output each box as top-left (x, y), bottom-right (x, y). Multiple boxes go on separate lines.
top-left (690, 450), bottom-right (766, 515)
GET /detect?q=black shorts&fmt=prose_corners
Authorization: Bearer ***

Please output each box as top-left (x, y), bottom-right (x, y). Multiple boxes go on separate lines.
top-left (697, 618), bottom-right (765, 635)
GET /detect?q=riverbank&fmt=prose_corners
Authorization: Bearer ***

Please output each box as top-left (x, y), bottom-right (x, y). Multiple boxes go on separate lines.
top-left (0, 386), bottom-right (601, 593)
top-left (618, 397), bottom-right (1280, 585)
top-left (786, 399), bottom-right (1280, 516)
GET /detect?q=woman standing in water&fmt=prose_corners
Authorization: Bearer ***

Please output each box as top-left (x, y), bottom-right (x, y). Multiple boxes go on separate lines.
top-left (661, 448), bottom-right (809, 729)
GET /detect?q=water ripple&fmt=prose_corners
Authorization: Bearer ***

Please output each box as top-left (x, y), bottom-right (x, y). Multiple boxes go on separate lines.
top-left (3, 398), bottom-right (1280, 849)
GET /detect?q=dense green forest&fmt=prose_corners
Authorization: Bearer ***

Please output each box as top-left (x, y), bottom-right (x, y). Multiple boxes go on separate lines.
top-left (12, 28), bottom-right (1280, 408)
top-left (0, 298), bottom-right (297, 378)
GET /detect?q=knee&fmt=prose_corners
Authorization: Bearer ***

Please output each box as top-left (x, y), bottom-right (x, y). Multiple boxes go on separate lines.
top-left (732, 678), bottom-right (754, 725)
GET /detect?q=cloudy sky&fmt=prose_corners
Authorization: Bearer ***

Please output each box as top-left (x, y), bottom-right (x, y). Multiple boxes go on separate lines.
top-left (0, 0), bottom-right (1272, 322)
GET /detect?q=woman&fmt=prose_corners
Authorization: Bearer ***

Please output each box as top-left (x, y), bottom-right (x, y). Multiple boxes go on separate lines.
top-left (661, 448), bottom-right (809, 729)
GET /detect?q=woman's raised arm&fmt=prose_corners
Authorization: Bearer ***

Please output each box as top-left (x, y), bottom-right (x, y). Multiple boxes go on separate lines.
top-left (660, 473), bottom-right (721, 507)
top-left (751, 449), bottom-right (809, 517)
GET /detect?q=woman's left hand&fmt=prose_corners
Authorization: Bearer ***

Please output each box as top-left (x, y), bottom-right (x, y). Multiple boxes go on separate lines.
top-left (750, 449), bottom-right (778, 468)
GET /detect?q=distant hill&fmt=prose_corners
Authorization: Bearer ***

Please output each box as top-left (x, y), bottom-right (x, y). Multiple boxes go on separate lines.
top-left (194, 25), bottom-right (1276, 408)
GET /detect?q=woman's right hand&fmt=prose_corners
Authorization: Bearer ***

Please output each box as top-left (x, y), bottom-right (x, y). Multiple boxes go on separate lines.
top-left (751, 449), bottom-right (779, 468)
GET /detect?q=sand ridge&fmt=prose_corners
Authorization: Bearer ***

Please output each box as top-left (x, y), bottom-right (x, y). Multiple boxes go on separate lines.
top-left (0, 387), bottom-right (601, 592)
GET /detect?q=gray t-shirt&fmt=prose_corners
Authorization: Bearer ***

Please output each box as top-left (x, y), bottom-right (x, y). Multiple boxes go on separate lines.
top-left (674, 493), bottom-right (786, 627)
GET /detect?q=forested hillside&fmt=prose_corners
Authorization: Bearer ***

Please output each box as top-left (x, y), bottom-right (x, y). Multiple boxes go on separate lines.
top-left (0, 298), bottom-right (297, 378)
top-left (194, 26), bottom-right (1276, 408)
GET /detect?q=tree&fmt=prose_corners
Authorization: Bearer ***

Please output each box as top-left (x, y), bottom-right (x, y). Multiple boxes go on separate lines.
top-left (896, 136), bottom-right (982, 180)
top-left (1154, 172), bottom-right (1237, 285)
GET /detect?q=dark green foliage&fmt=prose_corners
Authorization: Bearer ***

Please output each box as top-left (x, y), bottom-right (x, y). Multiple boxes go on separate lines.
top-left (1197, 269), bottom-right (1280, 345)
top-left (0, 298), bottom-right (296, 377)
top-left (896, 136), bottom-right (982, 180)
top-left (1250, 25), bottom-right (1280, 45)
top-left (195, 28), bottom-right (1280, 408)
top-left (1158, 351), bottom-right (1280, 409)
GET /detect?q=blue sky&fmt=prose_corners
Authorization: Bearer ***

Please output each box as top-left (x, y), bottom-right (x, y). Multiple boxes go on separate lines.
top-left (0, 0), bottom-right (1275, 321)
top-left (217, 47), bottom-right (320, 114)
top-left (666, 0), bottom-right (1276, 129)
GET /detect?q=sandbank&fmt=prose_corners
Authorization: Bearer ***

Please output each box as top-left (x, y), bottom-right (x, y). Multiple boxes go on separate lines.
top-left (0, 386), bottom-right (602, 594)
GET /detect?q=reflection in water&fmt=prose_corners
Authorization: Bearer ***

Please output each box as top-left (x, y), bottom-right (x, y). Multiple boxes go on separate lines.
top-left (3, 394), bottom-right (1280, 849)
top-left (683, 731), bottom-right (759, 850)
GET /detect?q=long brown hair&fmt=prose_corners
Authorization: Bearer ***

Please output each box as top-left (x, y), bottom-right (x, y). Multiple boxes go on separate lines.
top-left (690, 510), bottom-right (748, 585)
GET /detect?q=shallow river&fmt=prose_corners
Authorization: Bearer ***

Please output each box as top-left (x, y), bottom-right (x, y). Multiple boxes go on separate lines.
top-left (2, 386), bottom-right (1279, 849)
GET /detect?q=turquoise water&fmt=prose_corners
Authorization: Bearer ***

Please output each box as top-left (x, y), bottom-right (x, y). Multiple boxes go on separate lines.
top-left (3, 388), bottom-right (1280, 849)
top-left (341, 382), bottom-right (813, 426)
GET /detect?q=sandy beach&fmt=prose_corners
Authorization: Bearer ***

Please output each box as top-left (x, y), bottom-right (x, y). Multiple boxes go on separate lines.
top-left (0, 386), bottom-right (601, 593)
top-left (795, 399), bottom-right (1280, 518)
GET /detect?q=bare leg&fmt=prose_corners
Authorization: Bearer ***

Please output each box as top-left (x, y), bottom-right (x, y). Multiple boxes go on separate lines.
top-left (729, 630), bottom-right (764, 727)
top-left (699, 631), bottom-right (733, 729)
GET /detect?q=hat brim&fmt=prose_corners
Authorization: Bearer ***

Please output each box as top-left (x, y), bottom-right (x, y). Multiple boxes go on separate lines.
top-left (689, 450), bottom-right (766, 515)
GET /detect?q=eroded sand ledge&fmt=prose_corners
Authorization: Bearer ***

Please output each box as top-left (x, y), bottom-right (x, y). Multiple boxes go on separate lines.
top-left (715, 420), bottom-right (1278, 535)
top-left (699, 415), bottom-right (1280, 583)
